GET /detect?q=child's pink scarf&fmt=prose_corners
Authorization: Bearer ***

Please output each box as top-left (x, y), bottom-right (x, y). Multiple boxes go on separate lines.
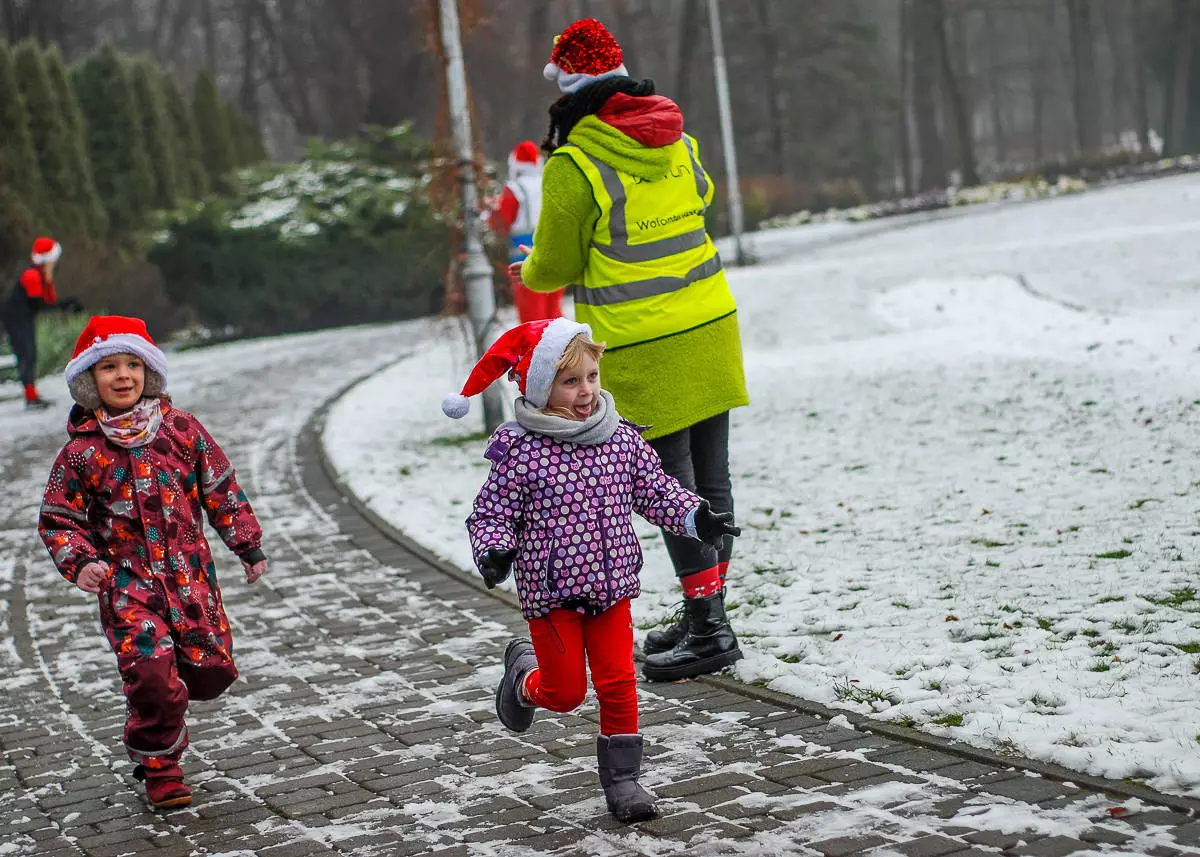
top-left (95, 397), bottom-right (163, 449)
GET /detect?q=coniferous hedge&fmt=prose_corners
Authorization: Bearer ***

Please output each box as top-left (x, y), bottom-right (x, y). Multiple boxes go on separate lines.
top-left (72, 43), bottom-right (155, 233)
top-left (160, 70), bottom-right (208, 199)
top-left (13, 41), bottom-right (84, 238)
top-left (130, 57), bottom-right (181, 211)
top-left (192, 68), bottom-right (237, 192)
top-left (43, 45), bottom-right (108, 241)
top-left (0, 41), bottom-right (47, 232)
top-left (150, 126), bottom-right (451, 336)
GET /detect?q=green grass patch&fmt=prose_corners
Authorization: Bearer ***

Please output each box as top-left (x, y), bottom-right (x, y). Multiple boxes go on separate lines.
top-left (1143, 588), bottom-right (1197, 608)
top-left (1036, 617), bottom-right (1054, 631)
top-left (1090, 662), bottom-right (1111, 672)
top-left (892, 600), bottom-right (910, 609)
top-left (1172, 642), bottom-right (1200, 654)
top-left (430, 430), bottom-right (490, 448)
top-left (932, 713), bottom-right (964, 727)
top-left (1128, 498), bottom-right (1161, 510)
top-left (971, 539), bottom-right (1008, 548)
top-left (1097, 595), bottom-right (1125, 604)
top-left (1095, 549), bottom-right (1132, 559)
top-left (832, 679), bottom-right (900, 708)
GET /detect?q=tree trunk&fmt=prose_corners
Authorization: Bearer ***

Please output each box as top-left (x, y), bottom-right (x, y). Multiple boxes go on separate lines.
top-left (897, 0), bottom-right (914, 194)
top-left (911, 0), bottom-right (945, 190)
top-left (1066, 0), bottom-right (1101, 152)
top-left (754, 0), bottom-right (786, 177)
top-left (201, 0), bottom-right (219, 75)
top-left (240, 0), bottom-right (258, 118)
top-left (935, 0), bottom-right (978, 185)
top-left (674, 0), bottom-right (701, 110)
top-left (1, 0), bottom-right (18, 40)
top-left (1168, 0), bottom-right (1194, 156)
top-left (1132, 0), bottom-right (1152, 152)
top-left (525, 0), bottom-right (550, 140)
top-left (983, 4), bottom-right (1007, 166)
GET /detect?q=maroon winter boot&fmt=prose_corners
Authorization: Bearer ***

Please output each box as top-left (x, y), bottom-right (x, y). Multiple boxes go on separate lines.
top-left (136, 763), bottom-right (192, 809)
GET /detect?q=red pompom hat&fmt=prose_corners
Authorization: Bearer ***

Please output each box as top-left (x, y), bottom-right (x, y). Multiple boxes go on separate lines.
top-left (508, 140), bottom-right (543, 177)
top-left (31, 236), bottom-right (62, 265)
top-left (442, 318), bottom-right (591, 419)
top-left (65, 316), bottom-right (169, 388)
top-left (543, 18), bottom-right (628, 94)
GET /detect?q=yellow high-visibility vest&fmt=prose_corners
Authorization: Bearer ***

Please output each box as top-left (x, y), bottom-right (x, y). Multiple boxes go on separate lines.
top-left (553, 135), bottom-right (736, 350)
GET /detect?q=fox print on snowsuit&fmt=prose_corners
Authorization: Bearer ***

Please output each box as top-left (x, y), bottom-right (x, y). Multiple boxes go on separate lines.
top-left (39, 400), bottom-right (262, 772)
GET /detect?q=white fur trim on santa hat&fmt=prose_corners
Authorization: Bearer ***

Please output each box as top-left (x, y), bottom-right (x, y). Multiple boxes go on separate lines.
top-left (65, 333), bottom-right (169, 386)
top-left (442, 392), bottom-right (470, 419)
top-left (508, 152), bottom-right (543, 180)
top-left (31, 241), bottom-right (62, 266)
top-left (524, 318), bottom-right (591, 408)
top-left (543, 62), bottom-right (629, 95)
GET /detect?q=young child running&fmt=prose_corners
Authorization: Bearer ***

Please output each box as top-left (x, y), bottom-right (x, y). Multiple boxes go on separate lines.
top-left (38, 316), bottom-right (268, 809)
top-left (441, 318), bottom-right (739, 823)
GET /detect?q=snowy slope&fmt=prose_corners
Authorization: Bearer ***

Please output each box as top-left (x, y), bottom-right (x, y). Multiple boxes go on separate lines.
top-left (324, 173), bottom-right (1200, 796)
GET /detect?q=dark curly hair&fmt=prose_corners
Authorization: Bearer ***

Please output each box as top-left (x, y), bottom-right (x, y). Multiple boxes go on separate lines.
top-left (541, 76), bottom-right (657, 155)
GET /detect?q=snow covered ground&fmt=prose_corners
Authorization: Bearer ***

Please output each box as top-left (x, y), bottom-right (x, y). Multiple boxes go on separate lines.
top-left (324, 171), bottom-right (1200, 792)
top-left (325, 174), bottom-right (1200, 798)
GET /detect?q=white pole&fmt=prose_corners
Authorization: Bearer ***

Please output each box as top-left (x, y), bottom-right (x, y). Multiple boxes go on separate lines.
top-left (706, 0), bottom-right (745, 265)
top-left (438, 0), bottom-right (504, 431)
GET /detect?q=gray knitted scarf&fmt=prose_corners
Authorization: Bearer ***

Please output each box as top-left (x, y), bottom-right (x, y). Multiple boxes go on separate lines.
top-left (513, 389), bottom-right (620, 445)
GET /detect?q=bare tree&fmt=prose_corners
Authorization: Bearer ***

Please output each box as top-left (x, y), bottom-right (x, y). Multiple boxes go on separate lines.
top-left (911, 0), bottom-right (945, 189)
top-left (1066, 0), bottom-right (1101, 152)
top-left (1167, 0), bottom-right (1194, 156)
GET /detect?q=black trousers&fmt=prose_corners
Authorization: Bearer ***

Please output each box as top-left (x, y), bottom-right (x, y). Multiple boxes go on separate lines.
top-left (1, 313), bottom-right (36, 388)
top-left (648, 411), bottom-right (735, 579)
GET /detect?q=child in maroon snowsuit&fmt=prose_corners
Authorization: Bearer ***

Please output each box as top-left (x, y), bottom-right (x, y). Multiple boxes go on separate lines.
top-left (38, 315), bottom-right (268, 809)
top-left (441, 318), bottom-right (739, 824)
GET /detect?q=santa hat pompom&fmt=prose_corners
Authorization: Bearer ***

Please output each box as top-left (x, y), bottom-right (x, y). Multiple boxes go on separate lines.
top-left (544, 18), bottom-right (628, 94)
top-left (442, 393), bottom-right (470, 420)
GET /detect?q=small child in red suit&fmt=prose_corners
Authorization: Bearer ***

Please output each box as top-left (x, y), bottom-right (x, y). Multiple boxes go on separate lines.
top-left (38, 315), bottom-right (268, 809)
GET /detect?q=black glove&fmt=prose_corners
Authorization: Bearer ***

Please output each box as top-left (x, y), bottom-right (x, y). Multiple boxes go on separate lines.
top-left (58, 297), bottom-right (84, 313)
top-left (694, 500), bottom-right (740, 546)
top-left (478, 548), bottom-right (517, 589)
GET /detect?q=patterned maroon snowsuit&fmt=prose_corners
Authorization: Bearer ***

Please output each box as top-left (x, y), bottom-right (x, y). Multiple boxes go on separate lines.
top-left (39, 400), bottom-right (263, 771)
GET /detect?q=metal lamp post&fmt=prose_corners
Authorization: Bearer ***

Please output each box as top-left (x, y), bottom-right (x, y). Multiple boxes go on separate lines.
top-left (438, 0), bottom-right (505, 431)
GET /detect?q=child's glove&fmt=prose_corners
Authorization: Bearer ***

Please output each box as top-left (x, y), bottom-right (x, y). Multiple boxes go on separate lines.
top-left (479, 548), bottom-right (517, 589)
top-left (243, 559), bottom-right (268, 584)
top-left (694, 500), bottom-right (741, 546)
top-left (76, 561), bottom-right (110, 593)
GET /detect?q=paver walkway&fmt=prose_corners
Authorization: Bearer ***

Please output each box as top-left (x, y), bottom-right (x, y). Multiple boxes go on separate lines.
top-left (2, 326), bottom-right (1197, 856)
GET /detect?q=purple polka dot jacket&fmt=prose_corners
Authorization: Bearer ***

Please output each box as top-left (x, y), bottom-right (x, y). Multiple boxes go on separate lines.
top-left (467, 419), bottom-right (703, 619)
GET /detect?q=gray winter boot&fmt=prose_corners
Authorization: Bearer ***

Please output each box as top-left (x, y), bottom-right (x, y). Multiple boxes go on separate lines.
top-left (596, 734), bottom-right (658, 824)
top-left (495, 639), bottom-right (538, 732)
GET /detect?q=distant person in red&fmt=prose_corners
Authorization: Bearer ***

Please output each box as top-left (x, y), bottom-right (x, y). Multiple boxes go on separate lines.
top-left (487, 141), bottom-right (564, 323)
top-left (1, 236), bottom-right (82, 409)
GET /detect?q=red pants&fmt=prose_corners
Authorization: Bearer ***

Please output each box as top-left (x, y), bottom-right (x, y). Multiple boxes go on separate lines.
top-left (513, 283), bottom-right (564, 324)
top-left (524, 599), bottom-right (638, 736)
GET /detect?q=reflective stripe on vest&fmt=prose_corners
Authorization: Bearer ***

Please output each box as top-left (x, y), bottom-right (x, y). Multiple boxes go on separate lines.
top-left (554, 135), bottom-right (735, 349)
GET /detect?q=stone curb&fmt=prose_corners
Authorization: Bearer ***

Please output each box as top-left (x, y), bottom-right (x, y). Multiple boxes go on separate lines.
top-left (308, 345), bottom-right (1200, 821)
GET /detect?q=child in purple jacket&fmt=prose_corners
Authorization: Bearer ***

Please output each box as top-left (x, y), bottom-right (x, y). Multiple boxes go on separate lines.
top-left (441, 318), bottom-right (739, 823)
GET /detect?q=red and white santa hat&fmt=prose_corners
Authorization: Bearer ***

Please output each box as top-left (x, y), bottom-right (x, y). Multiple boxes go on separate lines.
top-left (65, 315), bottom-right (169, 387)
top-left (543, 18), bottom-right (628, 95)
top-left (509, 140), bottom-right (542, 176)
top-left (31, 236), bottom-right (62, 266)
top-left (442, 318), bottom-right (591, 418)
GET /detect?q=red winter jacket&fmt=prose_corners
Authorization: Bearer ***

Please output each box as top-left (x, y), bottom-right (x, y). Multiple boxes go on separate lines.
top-left (39, 399), bottom-right (263, 586)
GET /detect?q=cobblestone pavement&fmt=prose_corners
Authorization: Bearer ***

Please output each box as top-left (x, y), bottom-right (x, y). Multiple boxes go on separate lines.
top-left (2, 325), bottom-right (1199, 857)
